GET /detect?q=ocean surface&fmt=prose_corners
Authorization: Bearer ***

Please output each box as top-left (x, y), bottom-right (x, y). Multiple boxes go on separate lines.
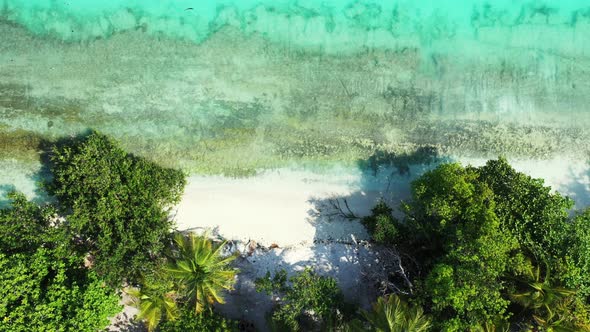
top-left (0, 0), bottom-right (589, 204)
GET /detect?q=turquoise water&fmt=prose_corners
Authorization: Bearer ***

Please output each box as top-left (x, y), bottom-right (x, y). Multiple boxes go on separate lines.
top-left (0, 0), bottom-right (589, 178)
top-left (3, 0), bottom-right (590, 56)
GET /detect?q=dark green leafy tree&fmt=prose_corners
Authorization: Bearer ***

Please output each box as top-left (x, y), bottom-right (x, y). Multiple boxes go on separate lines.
top-left (0, 248), bottom-right (120, 331)
top-left (256, 268), bottom-right (345, 331)
top-left (0, 192), bottom-right (121, 331)
top-left (0, 191), bottom-right (58, 254)
top-left (477, 158), bottom-right (574, 263)
top-left (407, 163), bottom-right (522, 329)
top-left (361, 200), bottom-right (401, 245)
top-left (47, 131), bottom-right (186, 285)
top-left (361, 159), bottom-right (590, 330)
top-left (562, 210), bottom-right (590, 300)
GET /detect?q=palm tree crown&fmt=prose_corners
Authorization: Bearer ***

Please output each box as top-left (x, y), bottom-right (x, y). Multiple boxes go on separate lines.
top-left (363, 295), bottom-right (431, 332)
top-left (165, 232), bottom-right (238, 313)
top-left (126, 285), bottom-right (179, 332)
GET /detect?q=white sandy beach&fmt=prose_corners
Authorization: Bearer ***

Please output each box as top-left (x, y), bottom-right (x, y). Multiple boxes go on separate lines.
top-left (174, 157), bottom-right (590, 247)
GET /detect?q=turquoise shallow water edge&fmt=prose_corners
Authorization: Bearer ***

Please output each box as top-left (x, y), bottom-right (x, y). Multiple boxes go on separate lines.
top-left (0, 1), bottom-right (589, 203)
top-left (3, 0), bottom-right (590, 55)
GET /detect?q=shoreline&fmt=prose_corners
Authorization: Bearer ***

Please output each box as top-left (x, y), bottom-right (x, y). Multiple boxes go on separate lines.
top-left (173, 156), bottom-right (590, 247)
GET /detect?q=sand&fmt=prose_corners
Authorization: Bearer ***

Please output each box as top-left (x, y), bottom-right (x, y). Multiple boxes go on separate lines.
top-left (174, 157), bottom-right (590, 247)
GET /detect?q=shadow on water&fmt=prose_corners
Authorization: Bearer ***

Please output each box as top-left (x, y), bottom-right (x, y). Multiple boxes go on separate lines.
top-left (0, 129), bottom-right (98, 208)
top-left (565, 158), bottom-right (590, 211)
top-left (0, 184), bottom-right (17, 208)
top-left (309, 146), bottom-right (448, 241)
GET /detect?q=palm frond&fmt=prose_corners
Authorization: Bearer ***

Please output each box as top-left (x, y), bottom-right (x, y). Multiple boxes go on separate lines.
top-left (167, 231), bottom-right (237, 313)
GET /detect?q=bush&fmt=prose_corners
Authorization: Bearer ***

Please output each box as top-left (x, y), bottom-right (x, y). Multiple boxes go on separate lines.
top-left (157, 308), bottom-right (239, 332)
top-left (0, 192), bottom-right (121, 331)
top-left (361, 200), bottom-right (400, 245)
top-left (0, 191), bottom-right (57, 255)
top-left (256, 268), bottom-right (345, 331)
top-left (0, 248), bottom-right (120, 331)
top-left (47, 131), bottom-right (186, 285)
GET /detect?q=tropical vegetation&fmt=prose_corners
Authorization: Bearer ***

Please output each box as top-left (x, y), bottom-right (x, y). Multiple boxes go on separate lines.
top-left (1, 131), bottom-right (590, 332)
top-left (255, 268), bottom-right (349, 331)
top-left (0, 192), bottom-right (121, 331)
top-left (47, 132), bottom-right (186, 286)
top-left (127, 232), bottom-right (238, 331)
top-left (359, 295), bottom-right (431, 332)
top-left (362, 157), bottom-right (590, 331)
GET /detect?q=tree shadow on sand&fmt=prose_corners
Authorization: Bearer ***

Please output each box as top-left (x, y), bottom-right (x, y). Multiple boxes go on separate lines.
top-left (308, 146), bottom-right (447, 242)
top-left (216, 147), bottom-right (449, 332)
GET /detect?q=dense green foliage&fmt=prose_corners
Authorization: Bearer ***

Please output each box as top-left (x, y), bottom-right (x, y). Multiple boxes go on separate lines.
top-left (361, 201), bottom-right (399, 245)
top-left (47, 132), bottom-right (186, 285)
top-left (360, 295), bottom-right (431, 332)
top-left (0, 249), bottom-right (121, 331)
top-left (3, 129), bottom-right (589, 332)
top-left (157, 307), bottom-right (239, 332)
top-left (256, 268), bottom-right (345, 331)
top-left (0, 133), bottom-right (194, 331)
top-left (0, 192), bottom-right (58, 254)
top-left (127, 283), bottom-right (179, 332)
top-left (562, 210), bottom-right (590, 300)
top-left (362, 158), bottom-right (590, 331)
top-left (410, 163), bottom-right (524, 329)
top-left (0, 193), bottom-right (121, 332)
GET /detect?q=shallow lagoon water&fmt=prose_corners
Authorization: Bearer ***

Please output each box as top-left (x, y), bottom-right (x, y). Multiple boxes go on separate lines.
top-left (0, 0), bottom-right (589, 205)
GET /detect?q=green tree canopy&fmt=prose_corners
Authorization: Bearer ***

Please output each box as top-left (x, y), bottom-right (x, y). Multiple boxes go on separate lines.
top-left (0, 248), bottom-right (121, 331)
top-left (409, 163), bottom-right (523, 329)
top-left (0, 192), bottom-right (57, 255)
top-left (0, 192), bottom-right (120, 331)
top-left (362, 158), bottom-right (590, 330)
top-left (165, 232), bottom-right (237, 314)
top-left (361, 295), bottom-right (431, 332)
top-left (47, 131), bottom-right (186, 285)
top-left (157, 307), bottom-right (239, 332)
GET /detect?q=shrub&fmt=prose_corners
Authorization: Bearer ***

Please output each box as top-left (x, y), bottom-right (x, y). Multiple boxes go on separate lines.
top-left (0, 191), bottom-right (57, 255)
top-left (0, 192), bottom-right (121, 331)
top-left (157, 308), bottom-right (239, 332)
top-left (361, 200), bottom-right (400, 245)
top-left (0, 248), bottom-right (120, 331)
top-left (256, 268), bottom-right (345, 331)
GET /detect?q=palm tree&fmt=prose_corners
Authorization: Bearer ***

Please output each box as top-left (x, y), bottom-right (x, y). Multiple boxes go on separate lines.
top-left (472, 320), bottom-right (510, 332)
top-left (126, 286), bottom-right (179, 332)
top-left (165, 232), bottom-right (238, 313)
top-left (362, 295), bottom-right (431, 332)
top-left (510, 264), bottom-right (574, 313)
top-left (510, 263), bottom-right (586, 331)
